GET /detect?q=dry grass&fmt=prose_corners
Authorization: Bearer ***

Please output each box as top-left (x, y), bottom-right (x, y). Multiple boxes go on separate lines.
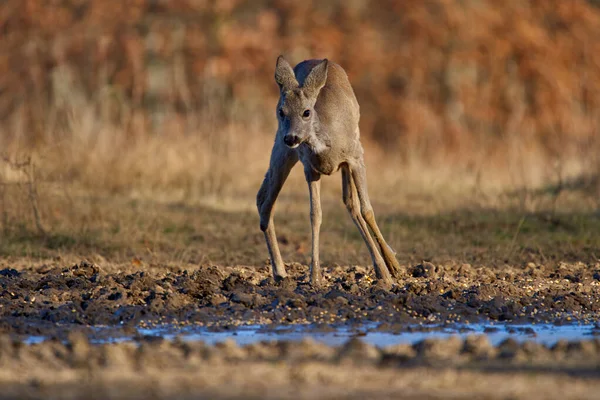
top-left (0, 104), bottom-right (599, 269)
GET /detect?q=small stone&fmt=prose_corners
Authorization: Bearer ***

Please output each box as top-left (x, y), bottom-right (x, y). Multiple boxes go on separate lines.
top-left (411, 262), bottom-right (438, 278)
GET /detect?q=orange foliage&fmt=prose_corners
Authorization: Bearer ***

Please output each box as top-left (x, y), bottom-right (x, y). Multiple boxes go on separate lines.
top-left (1, 0), bottom-right (599, 159)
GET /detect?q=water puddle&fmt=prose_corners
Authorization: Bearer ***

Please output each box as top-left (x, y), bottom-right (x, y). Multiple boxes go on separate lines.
top-left (24, 336), bottom-right (47, 345)
top-left (135, 322), bottom-right (599, 347)
top-left (22, 322), bottom-right (599, 346)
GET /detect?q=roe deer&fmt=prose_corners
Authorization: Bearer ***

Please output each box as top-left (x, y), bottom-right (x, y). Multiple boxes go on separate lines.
top-left (257, 56), bottom-right (401, 286)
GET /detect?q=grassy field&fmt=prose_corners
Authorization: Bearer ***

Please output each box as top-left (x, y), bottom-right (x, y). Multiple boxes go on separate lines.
top-left (1, 144), bottom-right (598, 271)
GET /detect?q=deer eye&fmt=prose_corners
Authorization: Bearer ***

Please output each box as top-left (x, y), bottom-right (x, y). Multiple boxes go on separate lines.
top-left (302, 109), bottom-right (311, 118)
top-left (278, 109), bottom-right (285, 118)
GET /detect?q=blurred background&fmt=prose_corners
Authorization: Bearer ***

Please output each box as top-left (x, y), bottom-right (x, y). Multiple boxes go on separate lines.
top-left (0, 0), bottom-right (599, 266)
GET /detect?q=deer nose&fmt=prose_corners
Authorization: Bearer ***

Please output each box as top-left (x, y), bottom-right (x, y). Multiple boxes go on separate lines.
top-left (283, 135), bottom-right (300, 147)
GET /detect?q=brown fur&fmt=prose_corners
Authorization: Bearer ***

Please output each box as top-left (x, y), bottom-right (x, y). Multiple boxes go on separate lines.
top-left (257, 56), bottom-right (401, 286)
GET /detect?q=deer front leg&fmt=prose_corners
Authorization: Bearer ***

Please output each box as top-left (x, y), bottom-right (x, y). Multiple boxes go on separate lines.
top-left (350, 160), bottom-right (402, 279)
top-left (257, 141), bottom-right (298, 280)
top-left (305, 168), bottom-right (322, 286)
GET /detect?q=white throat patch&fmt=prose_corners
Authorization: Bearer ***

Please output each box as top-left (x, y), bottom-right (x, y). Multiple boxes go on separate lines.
top-left (309, 135), bottom-right (329, 154)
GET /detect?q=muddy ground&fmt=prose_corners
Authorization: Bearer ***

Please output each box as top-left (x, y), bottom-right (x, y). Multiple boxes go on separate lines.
top-left (2, 260), bottom-right (600, 338)
top-left (1, 259), bottom-right (600, 398)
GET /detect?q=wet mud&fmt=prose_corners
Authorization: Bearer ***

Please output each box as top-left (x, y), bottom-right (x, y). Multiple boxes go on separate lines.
top-left (2, 260), bottom-right (600, 339)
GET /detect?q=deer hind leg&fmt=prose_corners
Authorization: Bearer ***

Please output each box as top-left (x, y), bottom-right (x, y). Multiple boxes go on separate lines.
top-left (341, 164), bottom-right (392, 284)
top-left (349, 160), bottom-right (402, 279)
top-left (257, 141), bottom-right (298, 280)
top-left (305, 167), bottom-right (322, 286)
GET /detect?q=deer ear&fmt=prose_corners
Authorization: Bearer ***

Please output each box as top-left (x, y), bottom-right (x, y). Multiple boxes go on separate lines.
top-left (303, 59), bottom-right (328, 96)
top-left (275, 55), bottom-right (298, 91)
